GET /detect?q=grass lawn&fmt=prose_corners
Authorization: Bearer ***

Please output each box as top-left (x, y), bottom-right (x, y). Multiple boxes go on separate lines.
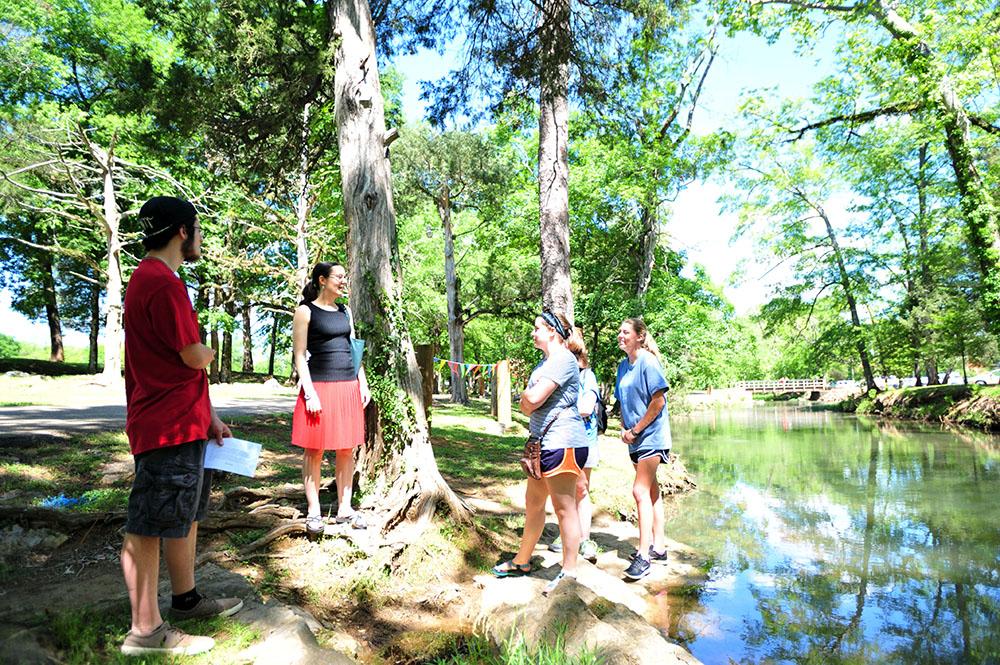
top-left (50, 605), bottom-right (258, 665)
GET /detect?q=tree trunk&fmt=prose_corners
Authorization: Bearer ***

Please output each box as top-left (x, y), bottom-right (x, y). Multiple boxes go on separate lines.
top-left (87, 132), bottom-right (123, 385)
top-left (268, 311), bottom-right (278, 376)
top-left (209, 289), bottom-right (220, 384)
top-left (332, 0), bottom-right (468, 530)
top-left (438, 190), bottom-right (468, 404)
top-left (914, 144), bottom-right (940, 385)
top-left (196, 283), bottom-right (209, 344)
top-left (221, 296), bottom-right (235, 383)
top-left (537, 0), bottom-right (574, 322)
top-left (38, 249), bottom-right (64, 362)
top-left (89, 276), bottom-right (100, 372)
top-left (636, 193), bottom-right (657, 302)
top-left (815, 202), bottom-right (878, 392)
top-left (872, 1), bottom-right (1000, 332)
top-left (295, 102), bottom-right (313, 294)
top-left (242, 303), bottom-right (255, 373)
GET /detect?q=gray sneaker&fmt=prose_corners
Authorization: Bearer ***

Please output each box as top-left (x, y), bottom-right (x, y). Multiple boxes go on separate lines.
top-left (648, 545), bottom-right (669, 564)
top-left (548, 537), bottom-right (563, 553)
top-left (169, 596), bottom-right (244, 621)
top-left (580, 539), bottom-right (599, 562)
top-left (121, 622), bottom-right (214, 656)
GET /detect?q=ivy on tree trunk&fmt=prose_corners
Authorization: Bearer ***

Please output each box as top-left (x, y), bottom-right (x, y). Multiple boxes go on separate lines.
top-left (332, 0), bottom-right (469, 530)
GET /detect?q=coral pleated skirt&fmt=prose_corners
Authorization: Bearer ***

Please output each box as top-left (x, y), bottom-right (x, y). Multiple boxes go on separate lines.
top-left (291, 380), bottom-right (365, 450)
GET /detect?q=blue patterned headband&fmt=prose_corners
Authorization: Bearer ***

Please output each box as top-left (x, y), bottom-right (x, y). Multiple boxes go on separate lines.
top-left (540, 310), bottom-right (570, 339)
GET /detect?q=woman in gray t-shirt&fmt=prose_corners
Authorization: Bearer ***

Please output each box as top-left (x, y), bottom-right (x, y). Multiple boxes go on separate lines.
top-left (492, 311), bottom-right (587, 596)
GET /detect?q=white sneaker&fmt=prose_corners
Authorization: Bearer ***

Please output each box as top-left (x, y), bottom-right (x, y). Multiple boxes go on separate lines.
top-left (579, 539), bottom-right (599, 562)
top-left (121, 622), bottom-right (214, 656)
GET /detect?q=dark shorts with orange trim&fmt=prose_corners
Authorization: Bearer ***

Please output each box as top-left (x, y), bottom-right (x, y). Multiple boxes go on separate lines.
top-left (540, 447), bottom-right (588, 478)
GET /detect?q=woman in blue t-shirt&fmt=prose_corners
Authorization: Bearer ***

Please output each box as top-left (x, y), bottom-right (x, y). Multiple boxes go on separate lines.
top-left (614, 317), bottom-right (671, 580)
top-left (492, 311), bottom-right (588, 596)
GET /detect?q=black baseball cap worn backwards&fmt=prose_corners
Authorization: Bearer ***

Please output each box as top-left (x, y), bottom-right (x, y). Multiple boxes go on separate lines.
top-left (138, 196), bottom-right (197, 241)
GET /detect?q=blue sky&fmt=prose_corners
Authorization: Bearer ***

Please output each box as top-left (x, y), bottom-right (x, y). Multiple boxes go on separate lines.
top-left (3, 20), bottom-right (843, 344)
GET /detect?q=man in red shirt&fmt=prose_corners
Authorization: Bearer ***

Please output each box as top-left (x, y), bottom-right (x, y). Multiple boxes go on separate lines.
top-left (120, 196), bottom-right (243, 657)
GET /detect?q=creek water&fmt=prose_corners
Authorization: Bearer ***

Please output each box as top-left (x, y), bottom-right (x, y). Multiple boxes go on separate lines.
top-left (656, 404), bottom-right (1000, 664)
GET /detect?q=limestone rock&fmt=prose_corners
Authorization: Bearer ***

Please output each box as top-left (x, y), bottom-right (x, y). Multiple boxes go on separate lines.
top-left (473, 573), bottom-right (699, 665)
top-left (98, 458), bottom-right (133, 486)
top-left (171, 564), bottom-right (356, 665)
top-left (0, 525), bottom-right (68, 558)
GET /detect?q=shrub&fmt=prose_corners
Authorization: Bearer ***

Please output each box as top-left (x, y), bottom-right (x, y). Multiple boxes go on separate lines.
top-left (0, 333), bottom-right (20, 358)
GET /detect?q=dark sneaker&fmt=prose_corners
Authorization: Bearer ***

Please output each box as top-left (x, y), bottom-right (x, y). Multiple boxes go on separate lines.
top-left (169, 596), bottom-right (244, 621)
top-left (121, 622), bottom-right (214, 656)
top-left (624, 553), bottom-right (651, 580)
top-left (648, 545), bottom-right (669, 564)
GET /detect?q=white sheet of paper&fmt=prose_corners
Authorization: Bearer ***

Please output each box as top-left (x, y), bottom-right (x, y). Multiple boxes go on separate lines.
top-left (204, 438), bottom-right (262, 477)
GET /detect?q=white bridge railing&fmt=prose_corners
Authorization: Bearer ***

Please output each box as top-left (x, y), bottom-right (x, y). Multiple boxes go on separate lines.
top-left (734, 379), bottom-right (829, 392)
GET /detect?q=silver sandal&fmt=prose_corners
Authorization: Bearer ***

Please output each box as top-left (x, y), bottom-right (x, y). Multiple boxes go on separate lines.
top-left (305, 515), bottom-right (325, 538)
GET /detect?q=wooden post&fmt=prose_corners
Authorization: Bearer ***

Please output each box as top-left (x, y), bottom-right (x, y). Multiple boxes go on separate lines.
top-left (495, 360), bottom-right (512, 427)
top-left (491, 367), bottom-right (498, 417)
top-left (414, 344), bottom-right (435, 421)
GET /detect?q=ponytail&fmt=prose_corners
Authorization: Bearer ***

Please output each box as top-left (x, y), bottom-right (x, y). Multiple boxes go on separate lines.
top-left (299, 261), bottom-right (341, 305)
top-left (300, 280), bottom-right (319, 305)
top-left (567, 326), bottom-right (590, 368)
top-left (624, 317), bottom-right (662, 364)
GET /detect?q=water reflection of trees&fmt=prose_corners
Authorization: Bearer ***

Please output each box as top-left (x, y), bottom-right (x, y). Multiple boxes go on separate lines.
top-left (669, 409), bottom-right (1000, 664)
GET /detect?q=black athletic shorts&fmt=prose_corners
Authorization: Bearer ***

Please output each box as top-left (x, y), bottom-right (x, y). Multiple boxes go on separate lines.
top-left (125, 439), bottom-right (213, 538)
top-left (629, 449), bottom-right (671, 465)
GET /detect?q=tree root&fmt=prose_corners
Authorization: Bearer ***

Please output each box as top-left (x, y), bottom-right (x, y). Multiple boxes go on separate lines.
top-left (198, 506), bottom-right (302, 532)
top-left (222, 483), bottom-right (327, 510)
top-left (378, 472), bottom-right (473, 536)
top-left (237, 521), bottom-right (306, 554)
top-left (0, 506), bottom-right (125, 531)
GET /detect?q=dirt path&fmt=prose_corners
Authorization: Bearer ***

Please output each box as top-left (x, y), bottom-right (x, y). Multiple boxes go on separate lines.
top-left (0, 376), bottom-right (296, 443)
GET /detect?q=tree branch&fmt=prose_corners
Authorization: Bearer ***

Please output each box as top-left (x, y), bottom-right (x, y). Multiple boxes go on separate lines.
top-left (752, 0), bottom-right (858, 12)
top-left (969, 114), bottom-right (1000, 135)
top-left (788, 105), bottom-right (919, 140)
top-left (0, 235), bottom-right (105, 275)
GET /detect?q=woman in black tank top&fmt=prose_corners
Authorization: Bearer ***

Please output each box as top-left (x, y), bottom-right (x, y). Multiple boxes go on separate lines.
top-left (290, 262), bottom-right (371, 536)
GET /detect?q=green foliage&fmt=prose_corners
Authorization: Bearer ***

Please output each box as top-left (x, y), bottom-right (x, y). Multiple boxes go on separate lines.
top-left (73, 487), bottom-right (129, 512)
top-left (0, 333), bottom-right (19, 358)
top-left (431, 632), bottom-right (604, 665)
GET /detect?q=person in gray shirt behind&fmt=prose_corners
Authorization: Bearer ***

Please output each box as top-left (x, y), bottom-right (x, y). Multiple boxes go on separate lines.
top-left (492, 310), bottom-right (588, 597)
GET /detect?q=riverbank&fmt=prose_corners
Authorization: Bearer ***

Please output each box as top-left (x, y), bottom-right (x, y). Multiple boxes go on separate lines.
top-left (836, 384), bottom-right (1000, 431)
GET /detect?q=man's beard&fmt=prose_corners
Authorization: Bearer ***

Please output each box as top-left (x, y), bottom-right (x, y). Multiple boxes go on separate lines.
top-left (181, 235), bottom-right (200, 262)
